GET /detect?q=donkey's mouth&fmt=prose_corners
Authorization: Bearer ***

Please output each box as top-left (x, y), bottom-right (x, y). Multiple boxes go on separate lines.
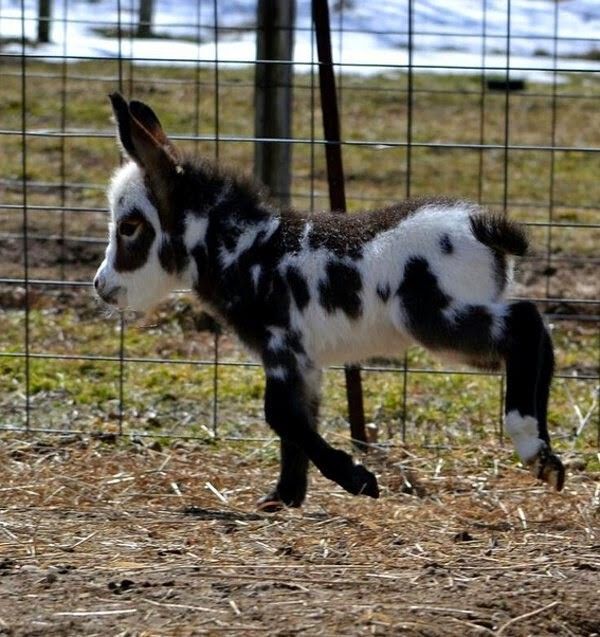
top-left (96, 285), bottom-right (124, 308)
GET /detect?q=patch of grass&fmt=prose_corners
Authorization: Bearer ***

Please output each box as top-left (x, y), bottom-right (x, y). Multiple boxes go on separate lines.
top-left (0, 61), bottom-right (598, 213)
top-left (1, 305), bottom-right (597, 452)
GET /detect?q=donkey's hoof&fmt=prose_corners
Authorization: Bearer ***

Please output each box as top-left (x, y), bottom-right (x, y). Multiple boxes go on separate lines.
top-left (351, 465), bottom-right (380, 499)
top-left (256, 488), bottom-right (305, 512)
top-left (256, 495), bottom-right (285, 513)
top-left (528, 446), bottom-right (565, 492)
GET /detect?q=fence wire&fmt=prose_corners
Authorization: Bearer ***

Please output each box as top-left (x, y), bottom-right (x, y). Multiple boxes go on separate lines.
top-left (0, 0), bottom-right (598, 449)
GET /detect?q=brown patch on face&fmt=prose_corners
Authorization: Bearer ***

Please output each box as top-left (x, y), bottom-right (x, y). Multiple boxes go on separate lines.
top-left (114, 207), bottom-right (156, 272)
top-left (109, 93), bottom-right (179, 237)
top-left (143, 173), bottom-right (176, 234)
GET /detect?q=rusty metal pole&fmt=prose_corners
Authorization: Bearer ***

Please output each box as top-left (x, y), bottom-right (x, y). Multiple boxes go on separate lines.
top-left (312, 0), bottom-right (367, 450)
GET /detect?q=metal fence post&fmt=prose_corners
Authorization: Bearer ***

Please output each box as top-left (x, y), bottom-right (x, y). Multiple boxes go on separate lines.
top-left (37, 0), bottom-right (51, 43)
top-left (254, 0), bottom-right (296, 205)
top-left (312, 0), bottom-right (367, 450)
top-left (137, 0), bottom-right (155, 38)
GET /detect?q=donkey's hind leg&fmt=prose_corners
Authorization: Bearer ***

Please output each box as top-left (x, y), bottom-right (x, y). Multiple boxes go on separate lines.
top-left (400, 283), bottom-right (565, 490)
top-left (502, 301), bottom-right (565, 490)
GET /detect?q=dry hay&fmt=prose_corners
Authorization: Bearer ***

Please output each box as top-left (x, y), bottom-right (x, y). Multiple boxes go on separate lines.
top-left (0, 434), bottom-right (598, 636)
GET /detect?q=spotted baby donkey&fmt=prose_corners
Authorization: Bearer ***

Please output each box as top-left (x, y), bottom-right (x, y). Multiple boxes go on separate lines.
top-left (94, 93), bottom-right (565, 510)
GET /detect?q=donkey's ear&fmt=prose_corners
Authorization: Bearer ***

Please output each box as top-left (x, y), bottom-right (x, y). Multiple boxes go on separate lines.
top-left (129, 100), bottom-right (180, 162)
top-left (109, 92), bottom-right (178, 169)
top-left (109, 92), bottom-right (139, 163)
top-left (109, 93), bottom-right (180, 229)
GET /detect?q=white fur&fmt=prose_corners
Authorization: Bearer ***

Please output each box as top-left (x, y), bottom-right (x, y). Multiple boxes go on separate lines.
top-left (505, 410), bottom-right (544, 461)
top-left (266, 366), bottom-right (288, 381)
top-left (95, 162), bottom-right (179, 312)
top-left (250, 264), bottom-right (262, 292)
top-left (108, 162), bottom-right (161, 229)
top-left (283, 203), bottom-right (507, 366)
top-left (267, 327), bottom-right (287, 351)
top-left (214, 179), bottom-right (232, 207)
top-left (184, 214), bottom-right (209, 251)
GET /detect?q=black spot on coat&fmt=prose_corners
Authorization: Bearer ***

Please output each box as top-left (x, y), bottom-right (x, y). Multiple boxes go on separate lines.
top-left (191, 243), bottom-right (208, 274)
top-left (286, 266), bottom-right (310, 311)
top-left (397, 257), bottom-right (494, 356)
top-left (398, 257), bottom-right (450, 318)
top-left (265, 273), bottom-right (292, 328)
top-left (319, 261), bottom-right (362, 319)
top-left (439, 233), bottom-right (453, 254)
top-left (158, 236), bottom-right (189, 274)
top-left (285, 330), bottom-right (306, 354)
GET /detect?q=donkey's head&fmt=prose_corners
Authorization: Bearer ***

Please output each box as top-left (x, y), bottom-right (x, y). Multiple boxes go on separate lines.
top-left (94, 93), bottom-right (188, 312)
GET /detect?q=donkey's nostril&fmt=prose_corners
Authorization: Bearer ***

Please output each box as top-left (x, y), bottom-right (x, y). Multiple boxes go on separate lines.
top-left (93, 277), bottom-right (100, 290)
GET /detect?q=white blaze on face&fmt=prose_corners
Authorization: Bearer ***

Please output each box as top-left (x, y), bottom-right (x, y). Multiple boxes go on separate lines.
top-left (93, 162), bottom-right (180, 313)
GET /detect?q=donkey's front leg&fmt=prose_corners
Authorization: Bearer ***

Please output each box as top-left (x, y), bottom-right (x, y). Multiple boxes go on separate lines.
top-left (258, 369), bottom-right (323, 511)
top-left (257, 438), bottom-right (310, 511)
top-left (263, 372), bottom-right (379, 503)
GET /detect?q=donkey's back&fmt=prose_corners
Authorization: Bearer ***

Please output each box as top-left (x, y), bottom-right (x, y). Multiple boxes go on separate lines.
top-left (275, 200), bottom-right (524, 368)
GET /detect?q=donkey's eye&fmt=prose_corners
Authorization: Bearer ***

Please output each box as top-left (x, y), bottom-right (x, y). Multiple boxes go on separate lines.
top-left (119, 220), bottom-right (141, 237)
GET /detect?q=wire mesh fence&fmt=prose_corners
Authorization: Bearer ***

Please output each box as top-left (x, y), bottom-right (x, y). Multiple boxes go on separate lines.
top-left (0, 0), bottom-right (598, 451)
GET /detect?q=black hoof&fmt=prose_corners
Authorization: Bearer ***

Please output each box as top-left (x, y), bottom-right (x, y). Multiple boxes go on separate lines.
top-left (528, 445), bottom-right (565, 492)
top-left (347, 464), bottom-right (379, 498)
top-left (256, 487), bottom-right (306, 512)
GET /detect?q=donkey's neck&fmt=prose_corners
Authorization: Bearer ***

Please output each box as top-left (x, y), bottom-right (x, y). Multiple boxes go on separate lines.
top-left (182, 167), bottom-right (287, 335)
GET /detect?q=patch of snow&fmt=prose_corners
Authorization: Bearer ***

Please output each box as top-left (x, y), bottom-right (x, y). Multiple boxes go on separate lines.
top-left (0, 0), bottom-right (598, 79)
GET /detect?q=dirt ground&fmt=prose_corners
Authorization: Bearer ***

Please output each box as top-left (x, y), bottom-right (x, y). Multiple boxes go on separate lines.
top-left (0, 435), bottom-right (598, 636)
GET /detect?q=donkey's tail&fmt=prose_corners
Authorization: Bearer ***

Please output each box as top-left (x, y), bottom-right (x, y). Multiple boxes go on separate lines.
top-left (469, 213), bottom-right (528, 256)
